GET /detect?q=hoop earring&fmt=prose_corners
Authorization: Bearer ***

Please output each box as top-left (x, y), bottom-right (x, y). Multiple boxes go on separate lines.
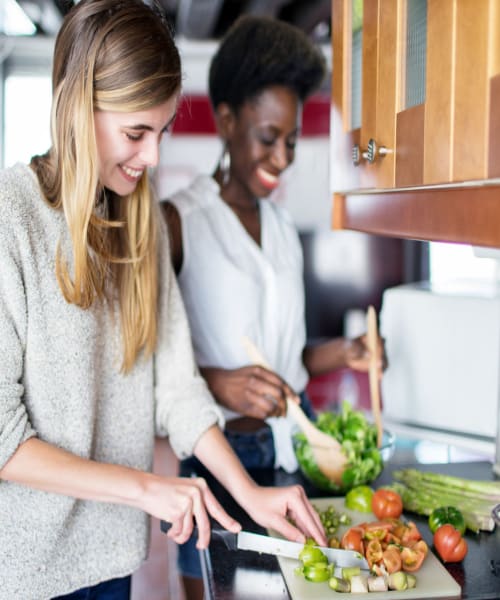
top-left (219, 145), bottom-right (231, 186)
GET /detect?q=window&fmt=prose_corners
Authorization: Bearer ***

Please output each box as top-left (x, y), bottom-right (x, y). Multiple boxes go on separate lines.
top-left (4, 74), bottom-right (52, 167)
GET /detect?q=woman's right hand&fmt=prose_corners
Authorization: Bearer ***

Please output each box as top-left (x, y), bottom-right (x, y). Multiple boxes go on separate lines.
top-left (139, 473), bottom-right (241, 549)
top-left (200, 366), bottom-right (291, 418)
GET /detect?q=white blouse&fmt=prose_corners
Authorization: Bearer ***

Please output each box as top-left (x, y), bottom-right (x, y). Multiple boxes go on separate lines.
top-left (169, 175), bottom-right (309, 471)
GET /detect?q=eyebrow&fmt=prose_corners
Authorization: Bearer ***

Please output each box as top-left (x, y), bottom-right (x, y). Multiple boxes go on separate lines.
top-left (126, 112), bottom-right (177, 133)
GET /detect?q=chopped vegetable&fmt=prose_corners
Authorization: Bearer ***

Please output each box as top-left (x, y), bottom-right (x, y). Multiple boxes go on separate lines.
top-left (390, 469), bottom-right (499, 532)
top-left (340, 526), bottom-right (364, 554)
top-left (293, 402), bottom-right (383, 492)
top-left (298, 544), bottom-right (327, 567)
top-left (302, 562), bottom-right (333, 583)
top-left (349, 574), bottom-right (368, 593)
top-left (367, 574), bottom-right (388, 592)
top-left (388, 571), bottom-right (409, 591)
top-left (433, 524), bottom-right (468, 563)
top-left (328, 576), bottom-right (350, 592)
top-left (429, 506), bottom-right (466, 535)
top-left (314, 503), bottom-right (351, 538)
top-left (345, 485), bottom-right (374, 512)
top-left (341, 566), bottom-right (361, 581)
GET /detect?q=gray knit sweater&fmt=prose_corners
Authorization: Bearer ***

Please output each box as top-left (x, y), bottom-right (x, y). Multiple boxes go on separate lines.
top-left (0, 163), bottom-right (223, 599)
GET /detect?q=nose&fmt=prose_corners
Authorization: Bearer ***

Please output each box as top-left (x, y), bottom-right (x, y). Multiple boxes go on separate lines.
top-left (139, 137), bottom-right (160, 167)
top-left (271, 139), bottom-right (292, 171)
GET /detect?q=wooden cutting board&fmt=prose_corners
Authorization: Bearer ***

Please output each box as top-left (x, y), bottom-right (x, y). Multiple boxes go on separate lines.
top-left (270, 497), bottom-right (461, 599)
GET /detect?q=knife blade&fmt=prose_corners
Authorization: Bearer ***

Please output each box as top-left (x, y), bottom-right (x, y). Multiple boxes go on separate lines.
top-left (160, 521), bottom-right (369, 569)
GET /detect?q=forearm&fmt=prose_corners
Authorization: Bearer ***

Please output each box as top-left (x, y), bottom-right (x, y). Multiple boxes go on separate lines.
top-left (302, 338), bottom-right (351, 377)
top-left (0, 437), bottom-right (150, 509)
top-left (193, 425), bottom-right (257, 500)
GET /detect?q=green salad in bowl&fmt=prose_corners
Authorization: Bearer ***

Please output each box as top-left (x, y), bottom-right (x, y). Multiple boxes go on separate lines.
top-left (293, 401), bottom-right (393, 493)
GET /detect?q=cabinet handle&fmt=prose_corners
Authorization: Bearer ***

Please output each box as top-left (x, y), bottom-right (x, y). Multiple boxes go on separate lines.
top-left (352, 144), bottom-right (364, 166)
top-left (365, 138), bottom-right (392, 164)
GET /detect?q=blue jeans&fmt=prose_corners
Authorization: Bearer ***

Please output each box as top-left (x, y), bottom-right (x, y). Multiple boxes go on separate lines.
top-left (52, 575), bottom-right (131, 600)
top-left (177, 391), bottom-right (315, 579)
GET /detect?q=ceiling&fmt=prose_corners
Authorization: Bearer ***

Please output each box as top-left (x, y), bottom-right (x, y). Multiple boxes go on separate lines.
top-left (6, 0), bottom-right (331, 41)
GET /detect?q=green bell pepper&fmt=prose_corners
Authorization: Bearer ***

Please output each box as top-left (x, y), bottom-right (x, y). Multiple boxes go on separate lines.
top-left (298, 545), bottom-right (328, 567)
top-left (428, 506), bottom-right (466, 535)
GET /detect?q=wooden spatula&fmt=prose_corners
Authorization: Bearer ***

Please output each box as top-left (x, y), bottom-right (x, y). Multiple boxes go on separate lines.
top-left (241, 336), bottom-right (347, 484)
top-left (366, 305), bottom-right (383, 447)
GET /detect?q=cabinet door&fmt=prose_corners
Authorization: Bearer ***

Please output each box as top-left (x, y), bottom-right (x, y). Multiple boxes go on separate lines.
top-left (331, 0), bottom-right (402, 193)
top-left (332, 0), bottom-right (500, 248)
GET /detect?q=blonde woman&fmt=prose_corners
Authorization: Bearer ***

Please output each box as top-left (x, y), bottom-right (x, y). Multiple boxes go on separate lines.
top-left (0, 1), bottom-right (325, 598)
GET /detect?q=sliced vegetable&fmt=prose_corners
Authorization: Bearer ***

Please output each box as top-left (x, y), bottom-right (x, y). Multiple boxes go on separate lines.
top-left (350, 574), bottom-right (369, 593)
top-left (388, 571), bottom-right (409, 591)
top-left (429, 506), bottom-right (466, 536)
top-left (298, 544), bottom-right (327, 567)
top-left (367, 574), bottom-right (389, 592)
top-left (341, 566), bottom-right (361, 581)
top-left (314, 503), bottom-right (351, 538)
top-left (382, 545), bottom-right (402, 574)
top-left (340, 526), bottom-right (364, 554)
top-left (302, 562), bottom-right (333, 583)
top-left (433, 524), bottom-right (468, 563)
top-left (400, 545), bottom-right (426, 572)
top-left (345, 485), bottom-right (374, 512)
top-left (328, 576), bottom-right (350, 592)
top-left (365, 539), bottom-right (383, 569)
top-left (372, 488), bottom-right (404, 520)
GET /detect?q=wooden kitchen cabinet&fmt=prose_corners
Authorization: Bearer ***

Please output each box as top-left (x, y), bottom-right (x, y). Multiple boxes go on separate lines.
top-left (331, 0), bottom-right (500, 247)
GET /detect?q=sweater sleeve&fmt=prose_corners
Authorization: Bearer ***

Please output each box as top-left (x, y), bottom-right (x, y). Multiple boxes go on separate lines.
top-left (154, 217), bottom-right (224, 459)
top-left (0, 182), bottom-right (37, 470)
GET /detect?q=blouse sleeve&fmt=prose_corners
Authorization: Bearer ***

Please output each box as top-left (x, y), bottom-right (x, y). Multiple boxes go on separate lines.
top-left (154, 215), bottom-right (224, 459)
top-left (0, 189), bottom-right (37, 470)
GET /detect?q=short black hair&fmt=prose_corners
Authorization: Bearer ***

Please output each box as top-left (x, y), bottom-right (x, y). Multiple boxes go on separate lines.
top-left (208, 15), bottom-right (326, 112)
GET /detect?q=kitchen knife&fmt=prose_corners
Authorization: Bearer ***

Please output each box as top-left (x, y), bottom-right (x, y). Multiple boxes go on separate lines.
top-left (160, 521), bottom-right (369, 569)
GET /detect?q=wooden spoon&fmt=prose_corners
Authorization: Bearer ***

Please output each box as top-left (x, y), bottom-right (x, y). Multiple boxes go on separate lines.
top-left (366, 305), bottom-right (383, 447)
top-left (241, 336), bottom-right (347, 484)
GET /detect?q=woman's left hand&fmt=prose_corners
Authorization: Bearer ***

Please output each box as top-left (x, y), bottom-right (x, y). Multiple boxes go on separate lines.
top-left (238, 484), bottom-right (327, 547)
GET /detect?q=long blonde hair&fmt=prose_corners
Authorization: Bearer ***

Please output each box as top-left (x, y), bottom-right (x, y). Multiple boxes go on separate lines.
top-left (31, 0), bottom-right (181, 373)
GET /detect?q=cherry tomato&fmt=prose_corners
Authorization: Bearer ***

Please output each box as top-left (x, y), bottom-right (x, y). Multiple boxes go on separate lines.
top-left (340, 526), bottom-right (364, 555)
top-left (371, 488), bottom-right (404, 520)
top-left (433, 524), bottom-right (468, 563)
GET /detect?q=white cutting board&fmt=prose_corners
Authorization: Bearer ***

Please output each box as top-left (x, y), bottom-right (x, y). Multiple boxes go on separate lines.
top-left (270, 497), bottom-right (461, 599)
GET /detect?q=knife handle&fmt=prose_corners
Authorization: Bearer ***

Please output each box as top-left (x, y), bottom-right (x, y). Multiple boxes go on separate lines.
top-left (159, 520), bottom-right (238, 551)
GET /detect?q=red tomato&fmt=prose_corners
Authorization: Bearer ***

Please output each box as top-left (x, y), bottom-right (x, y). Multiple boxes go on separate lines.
top-left (400, 521), bottom-right (422, 545)
top-left (371, 489), bottom-right (404, 520)
top-left (401, 545), bottom-right (426, 572)
top-left (382, 545), bottom-right (402, 574)
top-left (341, 527), bottom-right (364, 555)
top-left (365, 539), bottom-right (384, 569)
top-left (433, 524), bottom-right (468, 563)
top-left (363, 520), bottom-right (394, 540)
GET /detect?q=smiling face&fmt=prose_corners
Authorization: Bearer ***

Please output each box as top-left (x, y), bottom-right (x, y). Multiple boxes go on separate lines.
top-left (220, 85), bottom-right (301, 204)
top-left (94, 94), bottom-right (178, 196)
